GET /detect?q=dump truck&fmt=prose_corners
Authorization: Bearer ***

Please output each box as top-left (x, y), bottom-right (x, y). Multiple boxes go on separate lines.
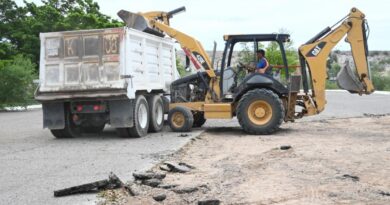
top-left (35, 27), bottom-right (179, 138)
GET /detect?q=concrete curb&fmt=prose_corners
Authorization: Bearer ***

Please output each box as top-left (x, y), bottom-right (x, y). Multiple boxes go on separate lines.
top-left (326, 89), bottom-right (390, 95)
top-left (1, 104), bottom-right (42, 112)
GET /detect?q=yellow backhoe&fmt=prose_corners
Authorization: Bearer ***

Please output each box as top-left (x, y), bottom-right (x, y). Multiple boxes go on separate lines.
top-left (118, 7), bottom-right (374, 134)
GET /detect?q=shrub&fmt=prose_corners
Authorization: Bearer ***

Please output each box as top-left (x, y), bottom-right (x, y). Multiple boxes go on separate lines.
top-left (326, 80), bottom-right (339, 90)
top-left (0, 55), bottom-right (37, 108)
top-left (371, 71), bottom-right (390, 91)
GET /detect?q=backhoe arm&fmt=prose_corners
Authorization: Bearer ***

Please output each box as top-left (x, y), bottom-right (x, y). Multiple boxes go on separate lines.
top-left (117, 7), bottom-right (216, 78)
top-left (298, 7), bottom-right (374, 115)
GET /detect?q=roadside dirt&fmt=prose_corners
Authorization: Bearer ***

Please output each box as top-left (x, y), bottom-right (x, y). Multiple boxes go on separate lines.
top-left (101, 116), bottom-right (390, 204)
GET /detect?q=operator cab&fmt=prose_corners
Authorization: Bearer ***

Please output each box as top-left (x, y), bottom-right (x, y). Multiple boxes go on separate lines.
top-left (220, 34), bottom-right (291, 101)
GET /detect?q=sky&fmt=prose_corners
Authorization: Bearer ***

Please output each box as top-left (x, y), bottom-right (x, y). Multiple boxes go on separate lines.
top-left (15, 0), bottom-right (390, 51)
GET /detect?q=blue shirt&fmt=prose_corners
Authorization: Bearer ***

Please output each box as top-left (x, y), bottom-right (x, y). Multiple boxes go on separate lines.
top-left (256, 58), bottom-right (268, 70)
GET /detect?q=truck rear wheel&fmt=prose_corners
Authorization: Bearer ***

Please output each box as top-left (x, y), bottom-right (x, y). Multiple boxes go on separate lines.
top-left (168, 106), bottom-right (193, 132)
top-left (117, 95), bottom-right (149, 138)
top-left (237, 88), bottom-right (284, 135)
top-left (50, 106), bottom-right (81, 138)
top-left (148, 95), bottom-right (164, 132)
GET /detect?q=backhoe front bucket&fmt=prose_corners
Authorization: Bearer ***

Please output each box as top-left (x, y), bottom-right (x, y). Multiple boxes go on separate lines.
top-left (336, 62), bottom-right (364, 93)
top-left (117, 10), bottom-right (164, 37)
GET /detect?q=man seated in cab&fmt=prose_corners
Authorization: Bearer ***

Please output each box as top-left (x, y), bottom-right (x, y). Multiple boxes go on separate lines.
top-left (256, 49), bottom-right (273, 77)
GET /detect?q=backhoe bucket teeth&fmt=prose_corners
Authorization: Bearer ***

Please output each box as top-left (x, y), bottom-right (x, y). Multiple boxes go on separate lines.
top-left (117, 10), bottom-right (164, 37)
top-left (336, 63), bottom-right (364, 93)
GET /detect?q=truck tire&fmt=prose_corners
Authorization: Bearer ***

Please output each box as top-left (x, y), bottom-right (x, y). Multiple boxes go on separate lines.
top-left (148, 95), bottom-right (164, 132)
top-left (50, 106), bottom-right (81, 138)
top-left (237, 88), bottom-right (284, 135)
top-left (192, 112), bottom-right (206, 128)
top-left (117, 95), bottom-right (149, 138)
top-left (168, 106), bottom-right (193, 132)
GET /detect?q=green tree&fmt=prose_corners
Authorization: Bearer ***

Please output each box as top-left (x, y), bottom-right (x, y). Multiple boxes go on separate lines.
top-left (176, 54), bottom-right (188, 77)
top-left (0, 0), bottom-right (123, 68)
top-left (0, 55), bottom-right (37, 108)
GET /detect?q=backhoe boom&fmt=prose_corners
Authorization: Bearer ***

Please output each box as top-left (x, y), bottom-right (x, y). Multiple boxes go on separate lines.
top-left (298, 7), bottom-right (374, 115)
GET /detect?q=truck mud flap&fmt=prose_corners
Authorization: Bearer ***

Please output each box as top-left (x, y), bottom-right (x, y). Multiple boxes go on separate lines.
top-left (109, 99), bottom-right (134, 128)
top-left (43, 102), bottom-right (65, 129)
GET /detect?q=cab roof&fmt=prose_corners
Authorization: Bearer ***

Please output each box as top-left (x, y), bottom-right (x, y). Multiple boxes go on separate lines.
top-left (223, 34), bottom-right (290, 43)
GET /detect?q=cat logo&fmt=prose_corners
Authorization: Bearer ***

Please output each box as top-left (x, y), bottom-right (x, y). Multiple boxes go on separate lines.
top-left (306, 42), bottom-right (327, 57)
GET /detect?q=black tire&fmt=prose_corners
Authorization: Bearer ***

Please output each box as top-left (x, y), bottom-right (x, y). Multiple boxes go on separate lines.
top-left (161, 96), bottom-right (170, 114)
top-left (50, 106), bottom-right (81, 138)
top-left (116, 95), bottom-right (149, 138)
top-left (192, 112), bottom-right (206, 128)
top-left (237, 88), bottom-right (284, 135)
top-left (168, 106), bottom-right (194, 132)
top-left (147, 95), bottom-right (164, 132)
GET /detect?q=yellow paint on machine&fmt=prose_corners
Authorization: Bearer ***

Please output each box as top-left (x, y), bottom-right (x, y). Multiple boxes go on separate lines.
top-left (204, 103), bottom-right (233, 119)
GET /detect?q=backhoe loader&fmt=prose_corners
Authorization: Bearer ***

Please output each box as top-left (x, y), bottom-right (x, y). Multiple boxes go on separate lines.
top-left (118, 7), bottom-right (374, 134)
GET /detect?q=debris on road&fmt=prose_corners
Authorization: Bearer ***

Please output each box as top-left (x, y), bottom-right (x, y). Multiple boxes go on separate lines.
top-left (164, 162), bottom-right (193, 173)
top-left (340, 174), bottom-right (360, 182)
top-left (179, 133), bottom-right (190, 137)
top-left (157, 184), bottom-right (178, 189)
top-left (153, 194), bottom-right (167, 201)
top-left (280, 145), bottom-right (292, 150)
top-left (142, 178), bottom-right (162, 187)
top-left (198, 199), bottom-right (221, 205)
top-left (378, 190), bottom-right (390, 196)
top-left (124, 183), bottom-right (140, 196)
top-left (54, 173), bottom-right (123, 197)
top-left (172, 186), bottom-right (199, 194)
top-left (133, 171), bottom-right (166, 180)
top-left (159, 164), bottom-right (171, 171)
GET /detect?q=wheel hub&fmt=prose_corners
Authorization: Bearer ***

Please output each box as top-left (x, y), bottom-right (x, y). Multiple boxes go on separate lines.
top-left (172, 112), bottom-right (185, 128)
top-left (254, 107), bottom-right (266, 118)
top-left (247, 100), bottom-right (273, 126)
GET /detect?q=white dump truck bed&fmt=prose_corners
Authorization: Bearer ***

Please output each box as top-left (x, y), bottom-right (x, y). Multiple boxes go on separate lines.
top-left (36, 27), bottom-right (179, 101)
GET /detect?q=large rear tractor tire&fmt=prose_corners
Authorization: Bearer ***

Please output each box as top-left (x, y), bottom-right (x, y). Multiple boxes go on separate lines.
top-left (116, 95), bottom-right (150, 138)
top-left (147, 95), bottom-right (164, 132)
top-left (168, 106), bottom-right (193, 132)
top-left (237, 88), bottom-right (284, 135)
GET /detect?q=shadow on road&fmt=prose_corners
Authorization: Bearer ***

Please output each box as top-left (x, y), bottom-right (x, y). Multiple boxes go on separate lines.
top-left (203, 126), bottom-right (295, 136)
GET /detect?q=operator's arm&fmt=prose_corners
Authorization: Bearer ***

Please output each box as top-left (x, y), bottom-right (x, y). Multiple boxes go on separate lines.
top-left (256, 58), bottom-right (269, 74)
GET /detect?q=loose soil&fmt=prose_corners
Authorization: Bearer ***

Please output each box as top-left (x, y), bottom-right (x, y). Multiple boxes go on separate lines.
top-left (101, 116), bottom-right (390, 205)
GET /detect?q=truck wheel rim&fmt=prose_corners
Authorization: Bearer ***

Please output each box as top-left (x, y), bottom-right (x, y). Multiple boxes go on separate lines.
top-left (138, 103), bottom-right (148, 129)
top-left (247, 100), bottom-right (272, 125)
top-left (156, 102), bottom-right (163, 126)
top-left (172, 112), bottom-right (185, 128)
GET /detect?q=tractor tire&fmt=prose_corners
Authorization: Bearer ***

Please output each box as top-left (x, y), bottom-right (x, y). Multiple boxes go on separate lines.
top-left (116, 95), bottom-right (150, 138)
top-left (237, 88), bottom-right (284, 135)
top-left (168, 106), bottom-right (193, 132)
top-left (161, 96), bottom-right (170, 114)
top-left (192, 112), bottom-right (206, 128)
top-left (147, 95), bottom-right (164, 132)
top-left (50, 106), bottom-right (81, 138)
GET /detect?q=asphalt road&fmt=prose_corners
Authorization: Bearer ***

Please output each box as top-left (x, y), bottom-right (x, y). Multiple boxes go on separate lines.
top-left (0, 91), bottom-right (389, 205)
